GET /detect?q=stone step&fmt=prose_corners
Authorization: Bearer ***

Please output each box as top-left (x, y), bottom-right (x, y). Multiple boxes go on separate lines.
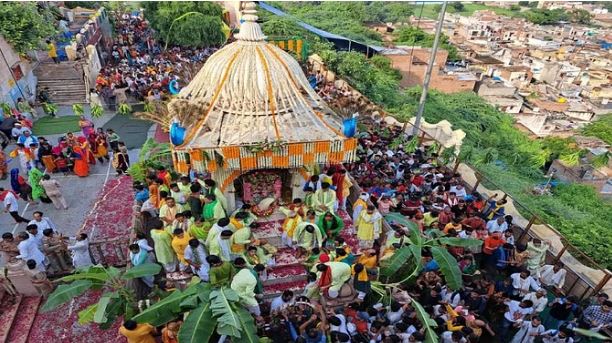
top-left (34, 62), bottom-right (84, 81)
top-left (263, 279), bottom-right (308, 300)
top-left (0, 295), bottom-right (23, 343)
top-left (7, 296), bottom-right (42, 343)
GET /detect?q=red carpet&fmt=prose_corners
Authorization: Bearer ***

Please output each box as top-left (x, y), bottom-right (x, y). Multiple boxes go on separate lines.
top-left (28, 175), bottom-right (135, 342)
top-left (28, 290), bottom-right (123, 343)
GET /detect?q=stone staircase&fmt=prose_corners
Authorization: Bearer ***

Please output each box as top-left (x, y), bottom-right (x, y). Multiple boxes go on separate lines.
top-left (253, 210), bottom-right (359, 300)
top-left (34, 61), bottom-right (87, 105)
top-left (0, 295), bottom-right (42, 343)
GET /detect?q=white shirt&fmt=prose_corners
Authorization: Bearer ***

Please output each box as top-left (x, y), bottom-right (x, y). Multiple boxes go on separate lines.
top-left (3, 192), bottom-right (19, 212)
top-left (17, 238), bottom-right (46, 271)
top-left (270, 295), bottom-right (294, 313)
top-left (511, 321), bottom-right (545, 343)
top-left (386, 307), bottom-right (405, 324)
top-left (541, 330), bottom-right (574, 343)
top-left (28, 217), bottom-right (56, 233)
top-left (184, 244), bottom-right (209, 281)
top-left (487, 219), bottom-right (508, 233)
top-left (523, 292), bottom-right (548, 313)
top-left (441, 331), bottom-right (467, 343)
top-left (540, 265), bottom-right (567, 289)
top-left (511, 273), bottom-right (539, 296)
top-left (504, 300), bottom-right (534, 322)
top-left (450, 186), bottom-right (467, 199)
top-left (28, 231), bottom-right (44, 250)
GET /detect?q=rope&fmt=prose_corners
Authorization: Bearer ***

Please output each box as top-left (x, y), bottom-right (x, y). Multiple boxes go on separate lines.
top-left (255, 46), bottom-right (282, 141)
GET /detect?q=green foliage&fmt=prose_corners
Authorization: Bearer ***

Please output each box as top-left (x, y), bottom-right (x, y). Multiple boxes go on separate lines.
top-left (42, 264), bottom-right (161, 328)
top-left (581, 114), bottom-right (612, 145)
top-left (72, 104), bottom-right (85, 116)
top-left (143, 2), bottom-right (225, 48)
top-left (510, 5), bottom-right (521, 11)
top-left (0, 2), bottom-right (56, 54)
top-left (394, 26), bottom-right (460, 61)
top-left (117, 102), bottom-right (132, 115)
top-left (272, 2), bottom-right (382, 44)
top-left (569, 9), bottom-right (592, 24)
top-left (450, 2), bottom-right (465, 12)
top-left (363, 2), bottom-right (414, 23)
top-left (522, 8), bottom-right (570, 25)
top-left (90, 104), bottom-right (104, 118)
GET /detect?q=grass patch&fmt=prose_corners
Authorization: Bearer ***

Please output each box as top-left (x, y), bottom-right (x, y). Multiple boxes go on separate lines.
top-left (32, 115), bottom-right (80, 136)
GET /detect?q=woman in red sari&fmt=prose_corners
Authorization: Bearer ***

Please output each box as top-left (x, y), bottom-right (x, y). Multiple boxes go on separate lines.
top-left (71, 145), bottom-right (89, 177)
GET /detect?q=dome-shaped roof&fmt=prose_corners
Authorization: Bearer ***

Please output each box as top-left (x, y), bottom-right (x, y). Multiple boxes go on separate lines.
top-left (169, 2), bottom-right (344, 148)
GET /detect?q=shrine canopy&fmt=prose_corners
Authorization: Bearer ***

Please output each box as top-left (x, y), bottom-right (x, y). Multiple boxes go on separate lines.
top-left (168, 2), bottom-right (356, 177)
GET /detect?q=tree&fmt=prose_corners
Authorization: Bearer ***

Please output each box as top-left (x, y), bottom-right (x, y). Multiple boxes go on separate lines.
top-left (42, 263), bottom-right (162, 328)
top-left (523, 8), bottom-right (570, 25)
top-left (581, 114), bottom-right (612, 145)
top-left (144, 2), bottom-right (225, 48)
top-left (569, 9), bottom-right (592, 24)
top-left (0, 2), bottom-right (56, 54)
top-left (261, 17), bottom-right (304, 38)
top-left (451, 2), bottom-right (465, 12)
top-left (518, 1), bottom-right (530, 6)
top-left (510, 5), bottom-right (521, 11)
top-left (395, 26), bottom-right (460, 61)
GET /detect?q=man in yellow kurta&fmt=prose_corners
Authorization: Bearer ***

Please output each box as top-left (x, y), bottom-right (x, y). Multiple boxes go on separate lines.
top-left (171, 228), bottom-right (192, 271)
top-left (230, 258), bottom-right (261, 316)
top-left (356, 205), bottom-right (383, 250)
top-left (352, 192), bottom-right (369, 223)
top-left (230, 222), bottom-right (252, 256)
top-left (230, 211), bottom-right (249, 231)
top-left (293, 223), bottom-right (324, 252)
top-left (316, 261), bottom-right (352, 298)
top-left (312, 182), bottom-right (337, 217)
top-left (159, 197), bottom-right (184, 227)
top-left (280, 210), bottom-right (302, 247)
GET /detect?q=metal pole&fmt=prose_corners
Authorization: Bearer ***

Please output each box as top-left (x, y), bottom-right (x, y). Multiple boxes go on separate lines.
top-left (412, 1), bottom-right (447, 136)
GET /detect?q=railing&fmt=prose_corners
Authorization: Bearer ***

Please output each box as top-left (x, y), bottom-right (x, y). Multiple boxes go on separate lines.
top-left (89, 237), bottom-right (130, 267)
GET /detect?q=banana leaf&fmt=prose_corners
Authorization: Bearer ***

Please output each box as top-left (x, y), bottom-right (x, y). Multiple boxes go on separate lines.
top-left (412, 300), bottom-right (439, 343)
top-left (178, 303), bottom-right (215, 343)
top-left (99, 297), bottom-right (125, 329)
top-left (77, 303), bottom-right (98, 325)
top-left (60, 271), bottom-right (110, 283)
top-left (179, 294), bottom-right (200, 311)
top-left (91, 104), bottom-right (104, 118)
top-left (431, 246), bottom-right (463, 291)
top-left (72, 104), bottom-right (84, 116)
top-left (380, 246), bottom-right (414, 277)
top-left (94, 292), bottom-right (117, 323)
top-left (210, 288), bottom-right (242, 338)
top-left (121, 263), bottom-right (162, 280)
top-left (132, 289), bottom-right (190, 326)
top-left (384, 212), bottom-right (421, 245)
top-left (41, 280), bottom-right (93, 312)
top-left (231, 304), bottom-right (260, 343)
top-left (437, 237), bottom-right (483, 248)
top-left (572, 328), bottom-right (611, 341)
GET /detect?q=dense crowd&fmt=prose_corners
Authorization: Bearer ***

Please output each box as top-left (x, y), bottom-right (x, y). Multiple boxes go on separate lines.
top-left (102, 115), bottom-right (612, 343)
top-left (94, 13), bottom-right (217, 107)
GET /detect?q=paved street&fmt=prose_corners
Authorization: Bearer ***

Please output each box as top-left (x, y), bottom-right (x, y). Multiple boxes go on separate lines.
top-left (0, 107), bottom-right (151, 265)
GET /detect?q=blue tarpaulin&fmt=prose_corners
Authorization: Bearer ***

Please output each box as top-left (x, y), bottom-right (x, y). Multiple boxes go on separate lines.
top-left (258, 2), bottom-right (384, 57)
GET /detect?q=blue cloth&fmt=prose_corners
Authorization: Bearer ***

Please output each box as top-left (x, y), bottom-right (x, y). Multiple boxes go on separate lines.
top-left (424, 259), bottom-right (439, 272)
top-left (10, 168), bottom-right (21, 193)
top-left (135, 189), bottom-right (150, 203)
top-left (17, 134), bottom-right (39, 146)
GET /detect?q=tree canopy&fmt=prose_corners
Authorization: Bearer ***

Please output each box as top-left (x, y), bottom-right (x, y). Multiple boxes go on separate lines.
top-left (0, 2), bottom-right (56, 54)
top-left (522, 8), bottom-right (570, 25)
top-left (581, 114), bottom-right (612, 145)
top-left (142, 2), bottom-right (225, 48)
top-left (395, 26), bottom-right (460, 61)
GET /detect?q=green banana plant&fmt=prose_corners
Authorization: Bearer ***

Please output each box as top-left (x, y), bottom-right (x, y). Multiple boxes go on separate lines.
top-left (90, 104), bottom-right (104, 118)
top-left (72, 103), bottom-right (85, 116)
top-left (42, 102), bottom-right (59, 116)
top-left (41, 263), bottom-right (161, 329)
top-left (117, 102), bottom-right (133, 115)
top-left (559, 151), bottom-right (581, 167)
top-left (132, 283), bottom-right (259, 343)
top-left (373, 213), bottom-right (484, 343)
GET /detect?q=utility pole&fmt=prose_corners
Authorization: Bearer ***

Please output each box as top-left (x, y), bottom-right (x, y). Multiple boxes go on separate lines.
top-left (412, 1), bottom-right (447, 136)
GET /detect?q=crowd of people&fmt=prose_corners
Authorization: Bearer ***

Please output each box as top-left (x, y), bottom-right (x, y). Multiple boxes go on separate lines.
top-left (94, 13), bottom-right (217, 107)
top-left (113, 117), bottom-right (612, 343)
